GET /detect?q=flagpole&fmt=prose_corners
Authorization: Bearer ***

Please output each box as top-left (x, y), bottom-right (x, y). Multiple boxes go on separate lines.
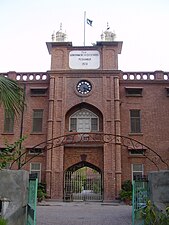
top-left (84, 11), bottom-right (86, 46)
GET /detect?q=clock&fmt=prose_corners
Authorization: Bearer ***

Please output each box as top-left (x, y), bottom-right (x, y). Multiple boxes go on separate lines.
top-left (76, 80), bottom-right (92, 94)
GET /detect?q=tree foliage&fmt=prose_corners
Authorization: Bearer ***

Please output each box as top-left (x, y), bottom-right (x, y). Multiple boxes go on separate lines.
top-left (0, 76), bottom-right (24, 116)
top-left (144, 200), bottom-right (169, 225)
top-left (0, 136), bottom-right (26, 170)
top-left (0, 217), bottom-right (7, 225)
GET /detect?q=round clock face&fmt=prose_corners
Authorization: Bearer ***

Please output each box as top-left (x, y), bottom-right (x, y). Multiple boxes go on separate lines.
top-left (76, 80), bottom-right (92, 94)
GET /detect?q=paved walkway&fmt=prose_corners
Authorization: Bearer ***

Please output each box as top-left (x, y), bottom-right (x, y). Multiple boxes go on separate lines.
top-left (37, 202), bottom-right (132, 225)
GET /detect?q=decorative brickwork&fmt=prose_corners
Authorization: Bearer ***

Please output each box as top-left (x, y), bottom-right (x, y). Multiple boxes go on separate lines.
top-left (0, 40), bottom-right (169, 202)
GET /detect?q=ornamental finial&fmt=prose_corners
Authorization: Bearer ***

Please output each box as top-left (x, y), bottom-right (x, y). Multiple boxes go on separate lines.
top-left (100, 23), bottom-right (116, 41)
top-left (51, 23), bottom-right (67, 42)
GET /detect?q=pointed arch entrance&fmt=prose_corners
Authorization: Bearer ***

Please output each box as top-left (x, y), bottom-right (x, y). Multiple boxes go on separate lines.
top-left (10, 133), bottom-right (169, 201)
top-left (64, 161), bottom-right (102, 201)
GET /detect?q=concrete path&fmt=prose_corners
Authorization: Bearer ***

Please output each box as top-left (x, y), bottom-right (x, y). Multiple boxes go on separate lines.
top-left (37, 202), bottom-right (132, 225)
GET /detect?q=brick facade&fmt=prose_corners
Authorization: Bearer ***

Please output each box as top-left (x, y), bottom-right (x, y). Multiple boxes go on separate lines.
top-left (0, 40), bottom-right (169, 201)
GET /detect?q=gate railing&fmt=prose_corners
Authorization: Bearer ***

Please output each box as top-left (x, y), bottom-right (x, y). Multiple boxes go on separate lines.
top-left (132, 176), bottom-right (149, 225)
top-left (64, 170), bottom-right (102, 202)
top-left (27, 174), bottom-right (38, 225)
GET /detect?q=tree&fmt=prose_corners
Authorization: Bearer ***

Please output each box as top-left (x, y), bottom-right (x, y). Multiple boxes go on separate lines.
top-left (0, 136), bottom-right (26, 170)
top-left (0, 76), bottom-right (24, 116)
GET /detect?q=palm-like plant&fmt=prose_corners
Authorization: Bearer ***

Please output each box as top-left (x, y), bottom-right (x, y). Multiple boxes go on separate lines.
top-left (0, 76), bottom-right (24, 116)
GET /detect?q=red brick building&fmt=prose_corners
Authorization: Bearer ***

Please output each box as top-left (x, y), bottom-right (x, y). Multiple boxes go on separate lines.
top-left (0, 29), bottom-right (169, 201)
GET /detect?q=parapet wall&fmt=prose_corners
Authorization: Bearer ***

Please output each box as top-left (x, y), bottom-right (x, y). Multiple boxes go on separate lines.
top-left (0, 170), bottom-right (29, 225)
top-left (148, 170), bottom-right (169, 211)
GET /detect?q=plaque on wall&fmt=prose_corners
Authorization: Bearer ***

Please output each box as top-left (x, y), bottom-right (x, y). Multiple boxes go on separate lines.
top-left (69, 50), bottom-right (100, 69)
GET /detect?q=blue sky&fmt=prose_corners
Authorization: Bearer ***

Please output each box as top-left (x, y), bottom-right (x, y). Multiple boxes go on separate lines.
top-left (0, 0), bottom-right (169, 72)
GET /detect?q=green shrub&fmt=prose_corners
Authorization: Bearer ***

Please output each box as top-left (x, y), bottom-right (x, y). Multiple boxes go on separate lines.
top-left (144, 200), bottom-right (169, 225)
top-left (37, 183), bottom-right (46, 201)
top-left (0, 217), bottom-right (7, 225)
top-left (119, 180), bottom-right (132, 203)
top-left (119, 189), bottom-right (132, 201)
top-left (122, 180), bottom-right (132, 191)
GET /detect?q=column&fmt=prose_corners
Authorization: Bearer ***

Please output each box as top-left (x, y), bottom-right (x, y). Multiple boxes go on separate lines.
top-left (114, 76), bottom-right (122, 198)
top-left (46, 75), bottom-right (55, 197)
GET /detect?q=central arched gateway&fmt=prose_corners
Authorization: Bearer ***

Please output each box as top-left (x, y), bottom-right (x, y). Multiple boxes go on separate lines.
top-left (11, 132), bottom-right (169, 202)
top-left (64, 161), bottom-right (102, 201)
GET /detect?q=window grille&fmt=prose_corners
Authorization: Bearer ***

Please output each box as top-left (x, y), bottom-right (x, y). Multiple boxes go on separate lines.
top-left (30, 87), bottom-right (48, 96)
top-left (165, 87), bottom-right (169, 96)
top-left (129, 149), bottom-right (144, 155)
top-left (29, 148), bottom-right (43, 154)
top-left (70, 118), bottom-right (77, 131)
top-left (69, 109), bottom-right (99, 132)
top-left (91, 118), bottom-right (98, 131)
top-left (32, 109), bottom-right (43, 132)
top-left (130, 110), bottom-right (141, 133)
top-left (125, 87), bottom-right (143, 96)
top-left (4, 111), bottom-right (14, 133)
top-left (30, 163), bottom-right (41, 182)
top-left (132, 164), bottom-right (144, 180)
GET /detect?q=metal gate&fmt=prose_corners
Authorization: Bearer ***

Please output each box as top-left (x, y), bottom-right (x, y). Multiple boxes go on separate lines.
top-left (27, 174), bottom-right (38, 225)
top-left (64, 167), bottom-right (102, 201)
top-left (132, 177), bottom-right (149, 225)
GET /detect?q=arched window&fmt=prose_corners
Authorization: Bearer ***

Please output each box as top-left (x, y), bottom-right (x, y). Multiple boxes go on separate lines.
top-left (69, 109), bottom-right (99, 132)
